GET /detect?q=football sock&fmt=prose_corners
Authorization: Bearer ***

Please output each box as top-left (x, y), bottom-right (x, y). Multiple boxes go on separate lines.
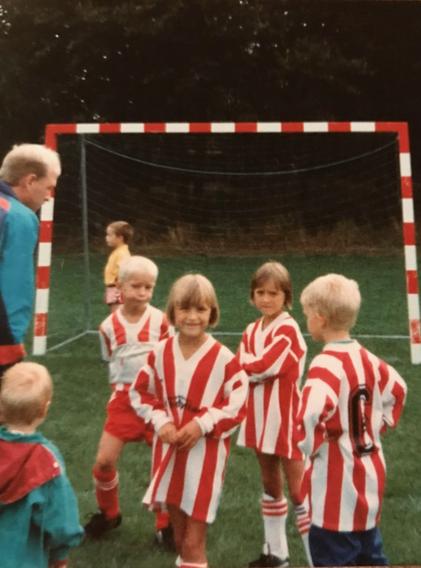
top-left (93, 465), bottom-right (120, 519)
top-left (294, 503), bottom-right (313, 567)
top-left (179, 562), bottom-right (208, 568)
top-left (155, 509), bottom-right (170, 530)
top-left (261, 493), bottom-right (289, 560)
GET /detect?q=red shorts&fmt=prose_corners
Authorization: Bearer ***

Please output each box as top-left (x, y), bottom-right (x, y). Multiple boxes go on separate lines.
top-left (104, 385), bottom-right (154, 445)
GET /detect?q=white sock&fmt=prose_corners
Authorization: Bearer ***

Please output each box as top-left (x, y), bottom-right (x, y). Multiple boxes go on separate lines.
top-left (294, 503), bottom-right (313, 567)
top-left (179, 561), bottom-right (208, 568)
top-left (261, 493), bottom-right (289, 561)
top-left (175, 556), bottom-right (182, 567)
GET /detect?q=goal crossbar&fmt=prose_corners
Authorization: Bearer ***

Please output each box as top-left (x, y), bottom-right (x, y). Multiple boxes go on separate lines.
top-left (33, 121), bottom-right (421, 364)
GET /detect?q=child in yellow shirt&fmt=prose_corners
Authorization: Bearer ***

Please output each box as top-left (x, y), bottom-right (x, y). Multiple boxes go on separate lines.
top-left (104, 221), bottom-right (133, 312)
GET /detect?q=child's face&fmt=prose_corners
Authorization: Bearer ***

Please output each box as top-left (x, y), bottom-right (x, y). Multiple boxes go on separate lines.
top-left (303, 305), bottom-right (325, 341)
top-left (174, 302), bottom-right (211, 340)
top-left (253, 278), bottom-right (285, 322)
top-left (105, 227), bottom-right (123, 248)
top-left (119, 272), bottom-right (155, 307)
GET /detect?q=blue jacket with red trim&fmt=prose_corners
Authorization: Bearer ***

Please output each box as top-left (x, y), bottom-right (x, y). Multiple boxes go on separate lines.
top-left (0, 427), bottom-right (84, 567)
top-left (0, 180), bottom-right (39, 365)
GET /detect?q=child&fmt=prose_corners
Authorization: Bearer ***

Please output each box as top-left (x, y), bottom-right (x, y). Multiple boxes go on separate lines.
top-left (298, 273), bottom-right (407, 567)
top-left (0, 362), bottom-right (83, 568)
top-left (130, 274), bottom-right (248, 568)
top-left (104, 220), bottom-right (133, 311)
top-left (237, 261), bottom-right (311, 568)
top-left (85, 255), bottom-right (173, 544)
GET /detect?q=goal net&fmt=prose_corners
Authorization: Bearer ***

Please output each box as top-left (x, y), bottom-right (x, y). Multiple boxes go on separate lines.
top-left (33, 122), bottom-right (421, 363)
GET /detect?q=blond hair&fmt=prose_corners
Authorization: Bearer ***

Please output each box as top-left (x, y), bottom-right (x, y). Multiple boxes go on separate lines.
top-left (0, 144), bottom-right (61, 186)
top-left (118, 255), bottom-right (158, 283)
top-left (166, 274), bottom-right (220, 327)
top-left (107, 221), bottom-right (134, 244)
top-left (250, 261), bottom-right (293, 310)
top-left (300, 273), bottom-right (361, 331)
top-left (1, 363), bottom-right (53, 425)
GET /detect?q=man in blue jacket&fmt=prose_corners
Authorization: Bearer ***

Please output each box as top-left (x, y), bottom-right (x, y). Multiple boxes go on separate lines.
top-left (0, 144), bottom-right (61, 377)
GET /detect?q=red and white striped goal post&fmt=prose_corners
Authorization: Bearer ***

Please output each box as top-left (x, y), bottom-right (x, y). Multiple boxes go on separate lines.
top-left (32, 121), bottom-right (421, 364)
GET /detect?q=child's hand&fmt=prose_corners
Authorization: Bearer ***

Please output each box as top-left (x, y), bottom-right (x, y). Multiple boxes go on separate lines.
top-left (158, 422), bottom-right (178, 445)
top-left (49, 561), bottom-right (68, 568)
top-left (176, 420), bottom-right (202, 451)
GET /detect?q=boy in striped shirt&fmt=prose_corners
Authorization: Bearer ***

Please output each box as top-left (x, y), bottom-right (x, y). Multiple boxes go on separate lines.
top-left (85, 256), bottom-right (173, 544)
top-left (298, 273), bottom-right (407, 567)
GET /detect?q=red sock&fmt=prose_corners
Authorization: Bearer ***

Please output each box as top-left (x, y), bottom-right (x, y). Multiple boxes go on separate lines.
top-left (155, 509), bottom-right (170, 531)
top-left (93, 465), bottom-right (120, 519)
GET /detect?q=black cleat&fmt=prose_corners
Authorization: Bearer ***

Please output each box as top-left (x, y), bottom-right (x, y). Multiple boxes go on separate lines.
top-left (154, 524), bottom-right (175, 550)
top-left (84, 511), bottom-right (122, 539)
top-left (248, 552), bottom-right (289, 568)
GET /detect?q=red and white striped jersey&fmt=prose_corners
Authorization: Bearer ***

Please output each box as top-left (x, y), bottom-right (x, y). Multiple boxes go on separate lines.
top-left (99, 305), bottom-right (172, 385)
top-left (237, 312), bottom-right (307, 458)
top-left (129, 334), bottom-right (248, 523)
top-left (297, 340), bottom-right (407, 532)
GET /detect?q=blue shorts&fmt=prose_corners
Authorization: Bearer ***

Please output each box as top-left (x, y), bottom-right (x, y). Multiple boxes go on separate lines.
top-left (309, 524), bottom-right (388, 567)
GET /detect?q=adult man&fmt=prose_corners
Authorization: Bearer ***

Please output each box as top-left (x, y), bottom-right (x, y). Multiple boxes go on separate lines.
top-left (0, 144), bottom-right (61, 376)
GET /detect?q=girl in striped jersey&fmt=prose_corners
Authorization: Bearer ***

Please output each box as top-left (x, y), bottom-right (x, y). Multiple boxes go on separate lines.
top-left (85, 256), bottom-right (173, 543)
top-left (130, 274), bottom-right (248, 568)
top-left (237, 262), bottom-right (311, 568)
top-left (298, 274), bottom-right (407, 567)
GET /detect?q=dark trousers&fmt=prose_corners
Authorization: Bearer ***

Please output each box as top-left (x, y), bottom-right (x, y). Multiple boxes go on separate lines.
top-left (309, 524), bottom-right (388, 567)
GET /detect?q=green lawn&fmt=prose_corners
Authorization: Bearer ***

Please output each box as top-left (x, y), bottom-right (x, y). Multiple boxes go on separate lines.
top-left (29, 254), bottom-right (421, 567)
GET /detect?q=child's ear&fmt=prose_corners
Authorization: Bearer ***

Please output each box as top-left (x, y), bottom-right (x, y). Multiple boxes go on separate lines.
top-left (41, 399), bottom-right (51, 420)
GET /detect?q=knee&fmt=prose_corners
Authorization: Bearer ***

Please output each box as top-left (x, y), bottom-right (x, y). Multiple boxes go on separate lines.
top-left (94, 457), bottom-right (116, 473)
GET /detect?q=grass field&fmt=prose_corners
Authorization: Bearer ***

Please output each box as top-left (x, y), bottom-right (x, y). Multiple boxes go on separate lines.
top-left (29, 253), bottom-right (421, 567)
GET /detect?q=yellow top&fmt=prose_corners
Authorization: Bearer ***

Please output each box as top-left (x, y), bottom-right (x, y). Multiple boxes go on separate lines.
top-left (104, 244), bottom-right (130, 285)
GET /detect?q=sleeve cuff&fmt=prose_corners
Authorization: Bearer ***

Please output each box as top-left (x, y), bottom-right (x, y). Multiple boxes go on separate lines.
top-left (152, 413), bottom-right (173, 432)
top-left (194, 412), bottom-right (214, 435)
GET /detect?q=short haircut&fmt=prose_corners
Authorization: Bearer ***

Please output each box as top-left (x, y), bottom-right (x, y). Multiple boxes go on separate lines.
top-left (107, 221), bottom-right (134, 244)
top-left (250, 261), bottom-right (293, 310)
top-left (0, 144), bottom-right (61, 186)
top-left (1, 362), bottom-right (53, 425)
top-left (166, 273), bottom-right (220, 327)
top-left (300, 273), bottom-right (361, 331)
top-left (118, 255), bottom-right (158, 283)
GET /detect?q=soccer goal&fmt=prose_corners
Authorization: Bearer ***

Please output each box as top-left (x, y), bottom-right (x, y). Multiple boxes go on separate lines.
top-left (32, 121), bottom-right (421, 364)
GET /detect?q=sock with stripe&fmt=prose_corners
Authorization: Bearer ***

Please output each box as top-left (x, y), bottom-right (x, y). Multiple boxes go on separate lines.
top-left (93, 465), bottom-right (120, 519)
top-left (155, 509), bottom-right (170, 530)
top-left (179, 561), bottom-right (208, 568)
top-left (294, 502), bottom-right (313, 567)
top-left (261, 493), bottom-right (289, 561)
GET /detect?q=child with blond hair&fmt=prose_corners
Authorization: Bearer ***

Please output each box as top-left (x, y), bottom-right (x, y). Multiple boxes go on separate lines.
top-left (104, 220), bottom-right (133, 311)
top-left (0, 362), bottom-right (83, 568)
top-left (130, 273), bottom-right (248, 568)
top-left (298, 273), bottom-right (407, 567)
top-left (237, 261), bottom-right (311, 568)
top-left (85, 256), bottom-right (173, 544)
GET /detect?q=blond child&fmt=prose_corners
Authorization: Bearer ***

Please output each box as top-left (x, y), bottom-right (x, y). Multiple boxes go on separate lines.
top-left (237, 261), bottom-right (312, 568)
top-left (0, 362), bottom-right (83, 568)
top-left (85, 256), bottom-right (173, 543)
top-left (104, 220), bottom-right (133, 311)
top-left (298, 274), bottom-right (407, 567)
top-left (130, 274), bottom-right (248, 568)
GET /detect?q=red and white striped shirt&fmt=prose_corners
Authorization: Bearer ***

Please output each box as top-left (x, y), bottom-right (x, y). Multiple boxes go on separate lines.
top-left (237, 312), bottom-right (307, 458)
top-left (99, 305), bottom-right (172, 385)
top-left (297, 340), bottom-right (407, 532)
top-left (129, 334), bottom-right (248, 523)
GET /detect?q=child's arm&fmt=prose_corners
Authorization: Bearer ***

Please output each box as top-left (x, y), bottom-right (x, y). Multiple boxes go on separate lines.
top-left (379, 361), bottom-right (407, 432)
top-left (192, 356), bottom-right (248, 440)
top-left (296, 358), bottom-right (340, 457)
top-left (98, 325), bottom-right (111, 362)
top-left (241, 327), bottom-right (295, 383)
top-left (33, 473), bottom-right (83, 565)
top-left (129, 350), bottom-right (174, 434)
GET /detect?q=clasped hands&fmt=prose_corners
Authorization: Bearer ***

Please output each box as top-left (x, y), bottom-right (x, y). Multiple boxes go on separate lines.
top-left (158, 420), bottom-right (202, 451)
